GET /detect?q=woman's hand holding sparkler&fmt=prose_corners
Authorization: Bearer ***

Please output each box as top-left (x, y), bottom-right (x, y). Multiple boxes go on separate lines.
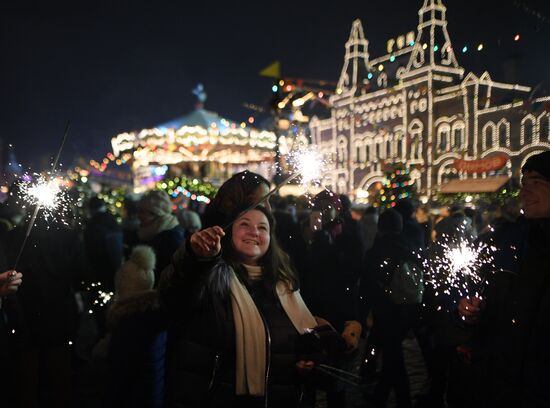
top-left (457, 296), bottom-right (483, 323)
top-left (190, 226), bottom-right (225, 258)
top-left (0, 270), bottom-right (23, 296)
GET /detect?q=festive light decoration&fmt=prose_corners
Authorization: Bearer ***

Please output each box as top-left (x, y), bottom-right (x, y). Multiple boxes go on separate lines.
top-left (156, 175), bottom-right (217, 204)
top-left (308, 0), bottom-right (550, 200)
top-left (374, 165), bottom-right (417, 208)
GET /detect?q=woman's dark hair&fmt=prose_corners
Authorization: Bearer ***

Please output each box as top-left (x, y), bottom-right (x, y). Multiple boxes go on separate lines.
top-left (221, 205), bottom-right (298, 291)
top-left (203, 171), bottom-right (271, 228)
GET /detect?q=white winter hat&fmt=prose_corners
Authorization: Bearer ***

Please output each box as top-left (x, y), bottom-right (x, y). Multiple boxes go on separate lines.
top-left (115, 245), bottom-right (156, 299)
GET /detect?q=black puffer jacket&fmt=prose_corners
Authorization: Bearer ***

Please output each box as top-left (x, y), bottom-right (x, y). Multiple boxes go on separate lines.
top-left (160, 243), bottom-right (305, 408)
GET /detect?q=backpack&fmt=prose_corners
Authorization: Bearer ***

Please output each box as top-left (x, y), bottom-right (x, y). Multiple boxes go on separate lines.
top-left (385, 260), bottom-right (424, 305)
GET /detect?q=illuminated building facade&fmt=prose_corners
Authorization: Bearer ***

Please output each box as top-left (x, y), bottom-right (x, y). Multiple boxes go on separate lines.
top-left (309, 0), bottom-right (550, 200)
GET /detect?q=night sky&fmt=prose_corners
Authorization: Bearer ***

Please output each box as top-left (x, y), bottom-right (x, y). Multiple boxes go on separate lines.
top-left (2, 0), bottom-right (550, 169)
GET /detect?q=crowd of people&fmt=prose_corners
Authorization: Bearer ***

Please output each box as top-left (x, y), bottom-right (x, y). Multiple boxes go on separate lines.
top-left (0, 150), bottom-right (549, 408)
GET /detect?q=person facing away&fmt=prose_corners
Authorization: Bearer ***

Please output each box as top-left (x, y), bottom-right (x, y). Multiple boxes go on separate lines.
top-left (394, 199), bottom-right (426, 252)
top-left (83, 196), bottom-right (123, 292)
top-left (137, 190), bottom-right (184, 284)
top-left (160, 206), bottom-right (318, 408)
top-left (105, 245), bottom-right (167, 408)
top-left (457, 150), bottom-right (550, 407)
top-left (359, 209), bottom-right (420, 408)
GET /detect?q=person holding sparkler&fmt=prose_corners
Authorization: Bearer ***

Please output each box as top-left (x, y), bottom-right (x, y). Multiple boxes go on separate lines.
top-left (457, 150), bottom-right (550, 407)
top-left (161, 205), bottom-right (319, 408)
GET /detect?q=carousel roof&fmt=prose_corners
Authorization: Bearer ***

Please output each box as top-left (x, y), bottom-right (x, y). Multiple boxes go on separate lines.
top-left (157, 108), bottom-right (241, 132)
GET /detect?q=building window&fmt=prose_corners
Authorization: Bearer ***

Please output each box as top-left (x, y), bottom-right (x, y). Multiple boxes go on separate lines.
top-left (437, 124), bottom-right (450, 153)
top-left (523, 119), bottom-right (534, 145)
top-left (498, 120), bottom-right (510, 147)
top-left (408, 120), bottom-right (423, 160)
top-left (366, 142), bottom-right (372, 162)
top-left (395, 130), bottom-right (405, 160)
top-left (338, 139), bottom-right (347, 160)
top-left (482, 122), bottom-right (495, 150)
top-left (540, 115), bottom-right (550, 141)
top-left (386, 138), bottom-right (393, 158)
top-left (453, 128), bottom-right (463, 150)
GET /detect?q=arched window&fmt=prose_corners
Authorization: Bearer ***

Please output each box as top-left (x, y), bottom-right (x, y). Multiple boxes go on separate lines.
top-left (353, 140), bottom-right (362, 163)
top-left (498, 120), bottom-right (510, 147)
top-left (337, 137), bottom-right (347, 167)
top-left (452, 122), bottom-right (465, 151)
top-left (522, 116), bottom-right (535, 146)
top-left (408, 120), bottom-right (423, 160)
top-left (437, 124), bottom-right (450, 153)
top-left (540, 114), bottom-right (550, 141)
top-left (482, 122), bottom-right (496, 150)
top-left (366, 142), bottom-right (372, 162)
top-left (394, 128), bottom-right (405, 160)
top-left (386, 138), bottom-right (393, 158)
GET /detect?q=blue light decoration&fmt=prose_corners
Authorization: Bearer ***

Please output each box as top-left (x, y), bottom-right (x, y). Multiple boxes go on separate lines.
top-left (462, 46), bottom-right (468, 53)
top-left (389, 55), bottom-right (396, 62)
top-left (367, 72), bottom-right (374, 80)
top-left (434, 45), bottom-right (439, 52)
top-left (272, 85), bottom-right (278, 92)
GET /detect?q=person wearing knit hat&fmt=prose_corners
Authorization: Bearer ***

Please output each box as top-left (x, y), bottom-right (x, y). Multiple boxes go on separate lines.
top-left (521, 150), bottom-right (550, 219)
top-left (114, 245), bottom-right (156, 300)
top-left (105, 245), bottom-right (167, 408)
top-left (137, 190), bottom-right (184, 283)
top-left (455, 150), bottom-right (550, 406)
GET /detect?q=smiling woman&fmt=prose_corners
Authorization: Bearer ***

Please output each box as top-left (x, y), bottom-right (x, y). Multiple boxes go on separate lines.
top-left (161, 205), bottom-right (320, 408)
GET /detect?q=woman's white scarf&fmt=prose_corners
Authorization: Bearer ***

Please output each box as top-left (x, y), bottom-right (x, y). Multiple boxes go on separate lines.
top-left (230, 265), bottom-right (317, 396)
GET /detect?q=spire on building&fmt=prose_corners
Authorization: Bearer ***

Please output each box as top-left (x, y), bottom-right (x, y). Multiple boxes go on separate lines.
top-left (403, 0), bottom-right (464, 78)
top-left (337, 19), bottom-right (371, 94)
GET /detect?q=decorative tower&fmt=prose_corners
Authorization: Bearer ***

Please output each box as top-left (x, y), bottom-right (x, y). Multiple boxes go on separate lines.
top-left (336, 19), bottom-right (371, 95)
top-left (403, 0), bottom-right (464, 78)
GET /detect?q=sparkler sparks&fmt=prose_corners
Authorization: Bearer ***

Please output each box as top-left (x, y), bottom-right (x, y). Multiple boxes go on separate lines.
top-left (422, 234), bottom-right (496, 298)
top-left (286, 145), bottom-right (330, 190)
top-left (18, 173), bottom-right (74, 225)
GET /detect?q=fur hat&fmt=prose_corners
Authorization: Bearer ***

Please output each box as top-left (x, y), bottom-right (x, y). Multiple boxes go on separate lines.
top-left (115, 245), bottom-right (156, 299)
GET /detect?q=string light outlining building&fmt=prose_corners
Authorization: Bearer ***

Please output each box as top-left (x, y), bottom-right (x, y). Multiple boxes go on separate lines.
top-left (309, 0), bottom-right (550, 201)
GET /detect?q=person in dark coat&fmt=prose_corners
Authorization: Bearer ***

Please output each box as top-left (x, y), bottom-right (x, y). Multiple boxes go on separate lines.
top-left (137, 190), bottom-right (184, 284)
top-left (458, 150), bottom-right (550, 407)
top-left (105, 245), bottom-right (166, 408)
top-left (160, 206), bottom-right (319, 408)
top-left (359, 209), bottom-right (420, 408)
top-left (5, 218), bottom-right (91, 408)
top-left (395, 199), bottom-right (426, 251)
top-left (84, 196), bottom-right (123, 292)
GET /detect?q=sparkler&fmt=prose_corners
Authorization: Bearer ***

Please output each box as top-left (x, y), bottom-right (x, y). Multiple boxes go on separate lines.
top-left (422, 232), bottom-right (496, 298)
top-left (13, 122), bottom-right (71, 269)
top-left (223, 145), bottom-right (329, 230)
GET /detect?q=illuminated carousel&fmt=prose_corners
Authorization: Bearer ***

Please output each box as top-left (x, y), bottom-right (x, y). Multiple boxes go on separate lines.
top-left (111, 85), bottom-right (277, 192)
